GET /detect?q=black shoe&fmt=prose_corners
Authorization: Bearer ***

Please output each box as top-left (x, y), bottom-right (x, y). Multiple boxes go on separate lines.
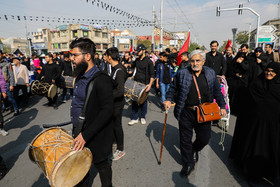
top-left (180, 165), bottom-right (195, 178)
top-left (0, 169), bottom-right (7, 180)
top-left (193, 150), bottom-right (199, 163)
top-left (13, 110), bottom-right (19, 116)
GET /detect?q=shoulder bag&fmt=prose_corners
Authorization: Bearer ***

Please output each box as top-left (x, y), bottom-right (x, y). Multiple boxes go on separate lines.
top-left (192, 73), bottom-right (221, 123)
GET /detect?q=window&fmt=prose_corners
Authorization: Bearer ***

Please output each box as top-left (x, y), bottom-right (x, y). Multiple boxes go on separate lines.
top-left (44, 37), bottom-right (47, 42)
top-left (62, 43), bottom-right (67, 49)
top-left (40, 35), bottom-right (43, 39)
top-left (73, 30), bottom-right (78, 38)
top-left (35, 36), bottom-right (38, 40)
top-left (124, 44), bottom-right (129, 49)
top-left (43, 29), bottom-right (46, 35)
top-left (95, 31), bottom-right (101, 37)
top-left (61, 31), bottom-right (66, 37)
top-left (58, 43), bottom-right (61, 49)
top-left (83, 31), bottom-right (88, 37)
top-left (103, 44), bottom-right (108, 49)
top-left (96, 43), bottom-right (101, 49)
top-left (102, 33), bottom-right (107, 38)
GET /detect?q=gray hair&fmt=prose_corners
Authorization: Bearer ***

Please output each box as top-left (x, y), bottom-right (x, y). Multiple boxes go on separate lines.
top-left (189, 50), bottom-right (206, 61)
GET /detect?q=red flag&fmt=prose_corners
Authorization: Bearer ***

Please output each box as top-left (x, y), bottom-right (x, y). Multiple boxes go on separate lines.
top-left (177, 32), bottom-right (190, 66)
top-left (225, 39), bottom-right (232, 50)
top-left (129, 46), bottom-right (133, 52)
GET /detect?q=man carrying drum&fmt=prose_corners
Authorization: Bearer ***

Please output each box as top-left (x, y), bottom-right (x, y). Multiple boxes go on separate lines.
top-left (60, 53), bottom-right (74, 102)
top-left (37, 53), bottom-right (61, 107)
top-left (126, 44), bottom-right (154, 125)
top-left (70, 37), bottom-right (114, 187)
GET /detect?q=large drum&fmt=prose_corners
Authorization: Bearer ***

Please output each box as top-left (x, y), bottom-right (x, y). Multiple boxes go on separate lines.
top-left (58, 76), bottom-right (76, 89)
top-left (29, 127), bottom-right (92, 187)
top-left (31, 80), bottom-right (57, 99)
top-left (124, 78), bottom-right (148, 105)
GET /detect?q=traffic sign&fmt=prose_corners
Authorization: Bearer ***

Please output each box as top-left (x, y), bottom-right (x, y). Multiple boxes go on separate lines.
top-left (258, 25), bottom-right (278, 43)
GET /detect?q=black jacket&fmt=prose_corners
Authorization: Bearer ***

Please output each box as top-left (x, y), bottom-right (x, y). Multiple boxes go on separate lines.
top-left (205, 52), bottom-right (227, 76)
top-left (61, 60), bottom-right (73, 76)
top-left (81, 72), bottom-right (114, 163)
top-left (37, 62), bottom-right (61, 84)
top-left (131, 56), bottom-right (154, 84)
top-left (110, 64), bottom-right (128, 108)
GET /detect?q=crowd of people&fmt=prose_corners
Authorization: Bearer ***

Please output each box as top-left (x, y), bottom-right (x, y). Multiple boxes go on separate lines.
top-left (0, 37), bottom-right (280, 186)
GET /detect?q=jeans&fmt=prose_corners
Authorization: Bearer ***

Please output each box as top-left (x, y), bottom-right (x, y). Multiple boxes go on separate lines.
top-left (159, 83), bottom-right (170, 102)
top-left (62, 88), bottom-right (73, 99)
top-left (6, 84), bottom-right (18, 111)
top-left (131, 100), bottom-right (147, 120)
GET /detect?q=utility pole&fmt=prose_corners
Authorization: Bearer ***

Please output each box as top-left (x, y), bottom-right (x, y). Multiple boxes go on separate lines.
top-left (25, 20), bottom-right (31, 56)
top-left (160, 0), bottom-right (163, 52)
top-left (216, 4), bottom-right (260, 48)
top-left (248, 23), bottom-right (252, 47)
top-left (152, 5), bottom-right (155, 51)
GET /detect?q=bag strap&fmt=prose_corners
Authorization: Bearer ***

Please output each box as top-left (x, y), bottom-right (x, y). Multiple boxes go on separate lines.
top-left (192, 72), bottom-right (202, 105)
top-left (112, 68), bottom-right (122, 80)
top-left (79, 79), bottom-right (95, 119)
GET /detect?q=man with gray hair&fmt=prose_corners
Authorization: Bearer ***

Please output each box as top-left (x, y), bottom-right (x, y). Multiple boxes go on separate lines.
top-left (164, 50), bottom-right (226, 178)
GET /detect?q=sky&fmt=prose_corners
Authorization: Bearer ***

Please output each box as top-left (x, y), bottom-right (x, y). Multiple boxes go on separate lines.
top-left (0, 0), bottom-right (278, 50)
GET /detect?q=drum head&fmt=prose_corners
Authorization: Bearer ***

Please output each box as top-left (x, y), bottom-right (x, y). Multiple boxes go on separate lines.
top-left (138, 87), bottom-right (149, 105)
top-left (48, 84), bottom-right (57, 99)
top-left (51, 148), bottom-right (92, 187)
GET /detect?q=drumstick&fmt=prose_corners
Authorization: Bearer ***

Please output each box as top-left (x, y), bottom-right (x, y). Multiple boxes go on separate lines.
top-left (159, 110), bottom-right (168, 165)
top-left (42, 121), bottom-right (72, 128)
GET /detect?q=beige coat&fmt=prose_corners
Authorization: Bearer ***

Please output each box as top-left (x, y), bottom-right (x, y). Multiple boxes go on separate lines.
top-left (12, 64), bottom-right (29, 85)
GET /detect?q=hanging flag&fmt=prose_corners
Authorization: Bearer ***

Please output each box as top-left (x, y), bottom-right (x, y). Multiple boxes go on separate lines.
top-left (129, 46), bottom-right (133, 52)
top-left (225, 39), bottom-right (232, 50)
top-left (177, 32), bottom-right (190, 67)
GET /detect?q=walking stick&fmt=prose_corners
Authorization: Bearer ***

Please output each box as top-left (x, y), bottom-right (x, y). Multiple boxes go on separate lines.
top-left (159, 110), bottom-right (168, 165)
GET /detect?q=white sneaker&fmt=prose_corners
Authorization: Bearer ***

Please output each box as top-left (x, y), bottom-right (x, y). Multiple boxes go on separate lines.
top-left (140, 118), bottom-right (146, 125)
top-left (128, 119), bottom-right (139, 126)
top-left (112, 150), bottom-right (126, 161)
top-left (0, 129), bottom-right (8, 136)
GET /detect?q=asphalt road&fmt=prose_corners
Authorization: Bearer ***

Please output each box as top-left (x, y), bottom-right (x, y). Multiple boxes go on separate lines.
top-left (0, 93), bottom-right (273, 187)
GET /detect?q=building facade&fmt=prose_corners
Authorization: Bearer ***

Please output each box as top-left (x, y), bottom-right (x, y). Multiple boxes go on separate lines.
top-left (32, 24), bottom-right (110, 53)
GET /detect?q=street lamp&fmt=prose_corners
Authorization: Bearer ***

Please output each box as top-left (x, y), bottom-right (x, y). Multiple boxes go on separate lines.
top-left (232, 28), bottom-right (237, 51)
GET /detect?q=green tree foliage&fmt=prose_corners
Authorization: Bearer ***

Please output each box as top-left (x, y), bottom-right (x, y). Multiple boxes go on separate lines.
top-left (236, 31), bottom-right (249, 45)
top-left (218, 41), bottom-right (228, 52)
top-left (137, 40), bottom-right (151, 51)
top-left (188, 42), bottom-right (201, 53)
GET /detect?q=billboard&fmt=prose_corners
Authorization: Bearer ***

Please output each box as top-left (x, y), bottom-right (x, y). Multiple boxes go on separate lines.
top-left (59, 25), bottom-right (67, 31)
top-left (174, 33), bottom-right (185, 40)
top-left (80, 25), bottom-right (89, 30)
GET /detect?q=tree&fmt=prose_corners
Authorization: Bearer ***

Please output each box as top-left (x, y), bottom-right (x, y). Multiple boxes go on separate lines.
top-left (236, 31), bottom-right (249, 45)
top-left (188, 42), bottom-right (201, 53)
top-left (137, 40), bottom-right (151, 51)
top-left (218, 41), bottom-right (228, 52)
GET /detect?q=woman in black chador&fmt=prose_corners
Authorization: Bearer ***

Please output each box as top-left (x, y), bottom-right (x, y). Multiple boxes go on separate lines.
top-left (230, 62), bottom-right (280, 185)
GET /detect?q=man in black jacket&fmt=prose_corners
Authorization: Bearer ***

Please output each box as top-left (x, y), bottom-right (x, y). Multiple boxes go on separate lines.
top-left (71, 37), bottom-right (114, 187)
top-left (127, 44), bottom-right (154, 125)
top-left (205, 40), bottom-right (227, 77)
top-left (60, 53), bottom-right (74, 102)
top-left (107, 47), bottom-right (128, 161)
top-left (37, 53), bottom-right (61, 107)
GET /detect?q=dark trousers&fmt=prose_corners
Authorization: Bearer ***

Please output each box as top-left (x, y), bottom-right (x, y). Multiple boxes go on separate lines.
top-left (13, 85), bottom-right (28, 106)
top-left (179, 108), bottom-right (211, 167)
top-left (113, 107), bottom-right (124, 151)
top-left (131, 100), bottom-right (147, 120)
top-left (76, 159), bottom-right (112, 187)
top-left (47, 94), bottom-right (58, 104)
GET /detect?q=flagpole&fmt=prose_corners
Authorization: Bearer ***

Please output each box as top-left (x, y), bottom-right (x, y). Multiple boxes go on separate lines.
top-left (160, 0), bottom-right (163, 52)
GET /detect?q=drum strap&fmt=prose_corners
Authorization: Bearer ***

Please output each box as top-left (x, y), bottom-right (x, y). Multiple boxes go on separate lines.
top-left (112, 68), bottom-right (122, 80)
